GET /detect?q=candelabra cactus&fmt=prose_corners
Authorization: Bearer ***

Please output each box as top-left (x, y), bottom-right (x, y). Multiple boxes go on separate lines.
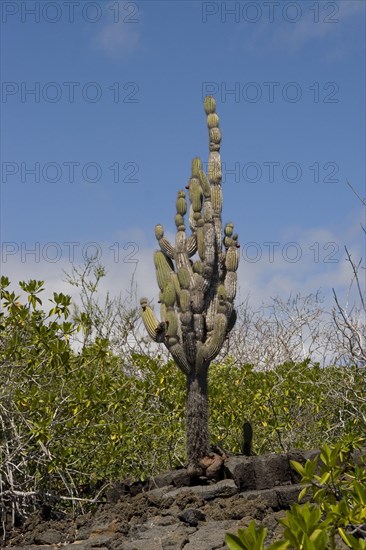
top-left (140, 96), bottom-right (240, 475)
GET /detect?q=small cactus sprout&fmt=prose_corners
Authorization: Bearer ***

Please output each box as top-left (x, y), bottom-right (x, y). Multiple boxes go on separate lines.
top-left (140, 97), bottom-right (239, 475)
top-left (242, 421), bottom-right (253, 456)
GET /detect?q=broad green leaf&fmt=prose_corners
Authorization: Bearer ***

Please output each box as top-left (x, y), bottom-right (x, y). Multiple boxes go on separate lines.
top-left (268, 540), bottom-right (291, 550)
top-left (225, 533), bottom-right (247, 550)
top-left (290, 460), bottom-right (306, 477)
top-left (353, 480), bottom-right (366, 505)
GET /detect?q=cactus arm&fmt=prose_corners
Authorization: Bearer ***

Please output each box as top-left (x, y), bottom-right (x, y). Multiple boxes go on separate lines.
top-left (158, 238), bottom-right (175, 258)
top-left (167, 340), bottom-right (192, 375)
top-left (186, 234), bottom-right (197, 257)
top-left (154, 251), bottom-right (175, 291)
top-left (155, 224), bottom-right (176, 259)
top-left (224, 241), bottom-right (240, 303)
top-left (140, 298), bottom-right (165, 343)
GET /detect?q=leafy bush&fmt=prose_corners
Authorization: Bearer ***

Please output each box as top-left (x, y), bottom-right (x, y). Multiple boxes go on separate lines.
top-left (226, 439), bottom-right (366, 549)
top-left (209, 359), bottom-right (365, 454)
top-left (1, 275), bottom-right (365, 538)
top-left (0, 276), bottom-right (186, 530)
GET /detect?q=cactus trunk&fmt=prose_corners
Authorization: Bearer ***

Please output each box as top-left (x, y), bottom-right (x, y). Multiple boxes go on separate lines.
top-left (186, 368), bottom-right (210, 472)
top-left (140, 97), bottom-right (239, 476)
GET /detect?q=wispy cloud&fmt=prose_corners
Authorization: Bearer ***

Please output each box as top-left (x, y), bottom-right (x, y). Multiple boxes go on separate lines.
top-left (3, 219), bottom-right (363, 317)
top-left (272, 0), bottom-right (364, 52)
top-left (231, 0), bottom-right (365, 57)
top-left (92, 20), bottom-right (140, 58)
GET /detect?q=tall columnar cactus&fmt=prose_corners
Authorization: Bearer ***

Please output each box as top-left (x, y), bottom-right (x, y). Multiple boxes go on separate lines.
top-left (140, 96), bottom-right (239, 475)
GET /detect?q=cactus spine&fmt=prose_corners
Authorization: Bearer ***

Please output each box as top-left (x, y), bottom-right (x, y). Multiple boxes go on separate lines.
top-left (140, 96), bottom-right (240, 475)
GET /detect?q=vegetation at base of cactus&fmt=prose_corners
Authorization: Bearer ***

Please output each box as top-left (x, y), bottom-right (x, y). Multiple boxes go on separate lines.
top-left (2, 270), bottom-right (365, 537)
top-left (140, 96), bottom-right (239, 473)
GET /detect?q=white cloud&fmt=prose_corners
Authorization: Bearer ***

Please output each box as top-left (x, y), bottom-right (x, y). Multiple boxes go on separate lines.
top-left (2, 220), bottom-right (363, 318)
top-left (231, 0), bottom-right (365, 57)
top-left (92, 20), bottom-right (140, 58)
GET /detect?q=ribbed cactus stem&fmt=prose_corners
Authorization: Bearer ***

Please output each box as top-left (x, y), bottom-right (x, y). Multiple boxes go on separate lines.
top-left (204, 95), bottom-right (216, 115)
top-left (161, 281), bottom-right (176, 307)
top-left (179, 289), bottom-right (191, 312)
top-left (207, 113), bottom-right (219, 129)
top-left (225, 223), bottom-right (234, 237)
top-left (186, 234), bottom-right (197, 257)
top-left (189, 178), bottom-right (203, 213)
top-left (198, 169), bottom-right (211, 198)
top-left (154, 250), bottom-right (174, 290)
top-left (225, 246), bottom-right (240, 272)
top-left (155, 224), bottom-right (164, 239)
top-left (206, 313), bottom-right (227, 362)
top-left (192, 157), bottom-right (202, 176)
top-left (193, 260), bottom-right (203, 274)
top-left (175, 214), bottom-right (185, 231)
top-left (140, 298), bottom-right (164, 342)
top-left (166, 310), bottom-right (178, 337)
top-left (158, 237), bottom-right (175, 259)
top-left (211, 186), bottom-right (222, 214)
top-left (209, 127), bottom-right (221, 147)
top-left (225, 271), bottom-right (237, 302)
top-left (177, 267), bottom-right (190, 289)
top-left (176, 190), bottom-right (187, 216)
top-left (168, 341), bottom-right (191, 375)
top-left (208, 152), bottom-right (222, 185)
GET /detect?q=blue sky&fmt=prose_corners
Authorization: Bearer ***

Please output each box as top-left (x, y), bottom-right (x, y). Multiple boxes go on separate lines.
top-left (1, 0), bottom-right (365, 309)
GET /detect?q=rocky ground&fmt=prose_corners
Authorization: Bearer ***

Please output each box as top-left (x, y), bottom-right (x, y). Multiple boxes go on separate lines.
top-left (4, 450), bottom-right (323, 550)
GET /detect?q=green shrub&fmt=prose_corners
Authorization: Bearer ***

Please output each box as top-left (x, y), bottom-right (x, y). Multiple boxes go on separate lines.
top-left (1, 275), bottom-right (365, 537)
top-left (226, 439), bottom-right (366, 549)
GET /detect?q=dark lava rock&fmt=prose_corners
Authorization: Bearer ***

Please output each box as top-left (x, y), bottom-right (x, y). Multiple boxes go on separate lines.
top-left (178, 508), bottom-right (206, 526)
